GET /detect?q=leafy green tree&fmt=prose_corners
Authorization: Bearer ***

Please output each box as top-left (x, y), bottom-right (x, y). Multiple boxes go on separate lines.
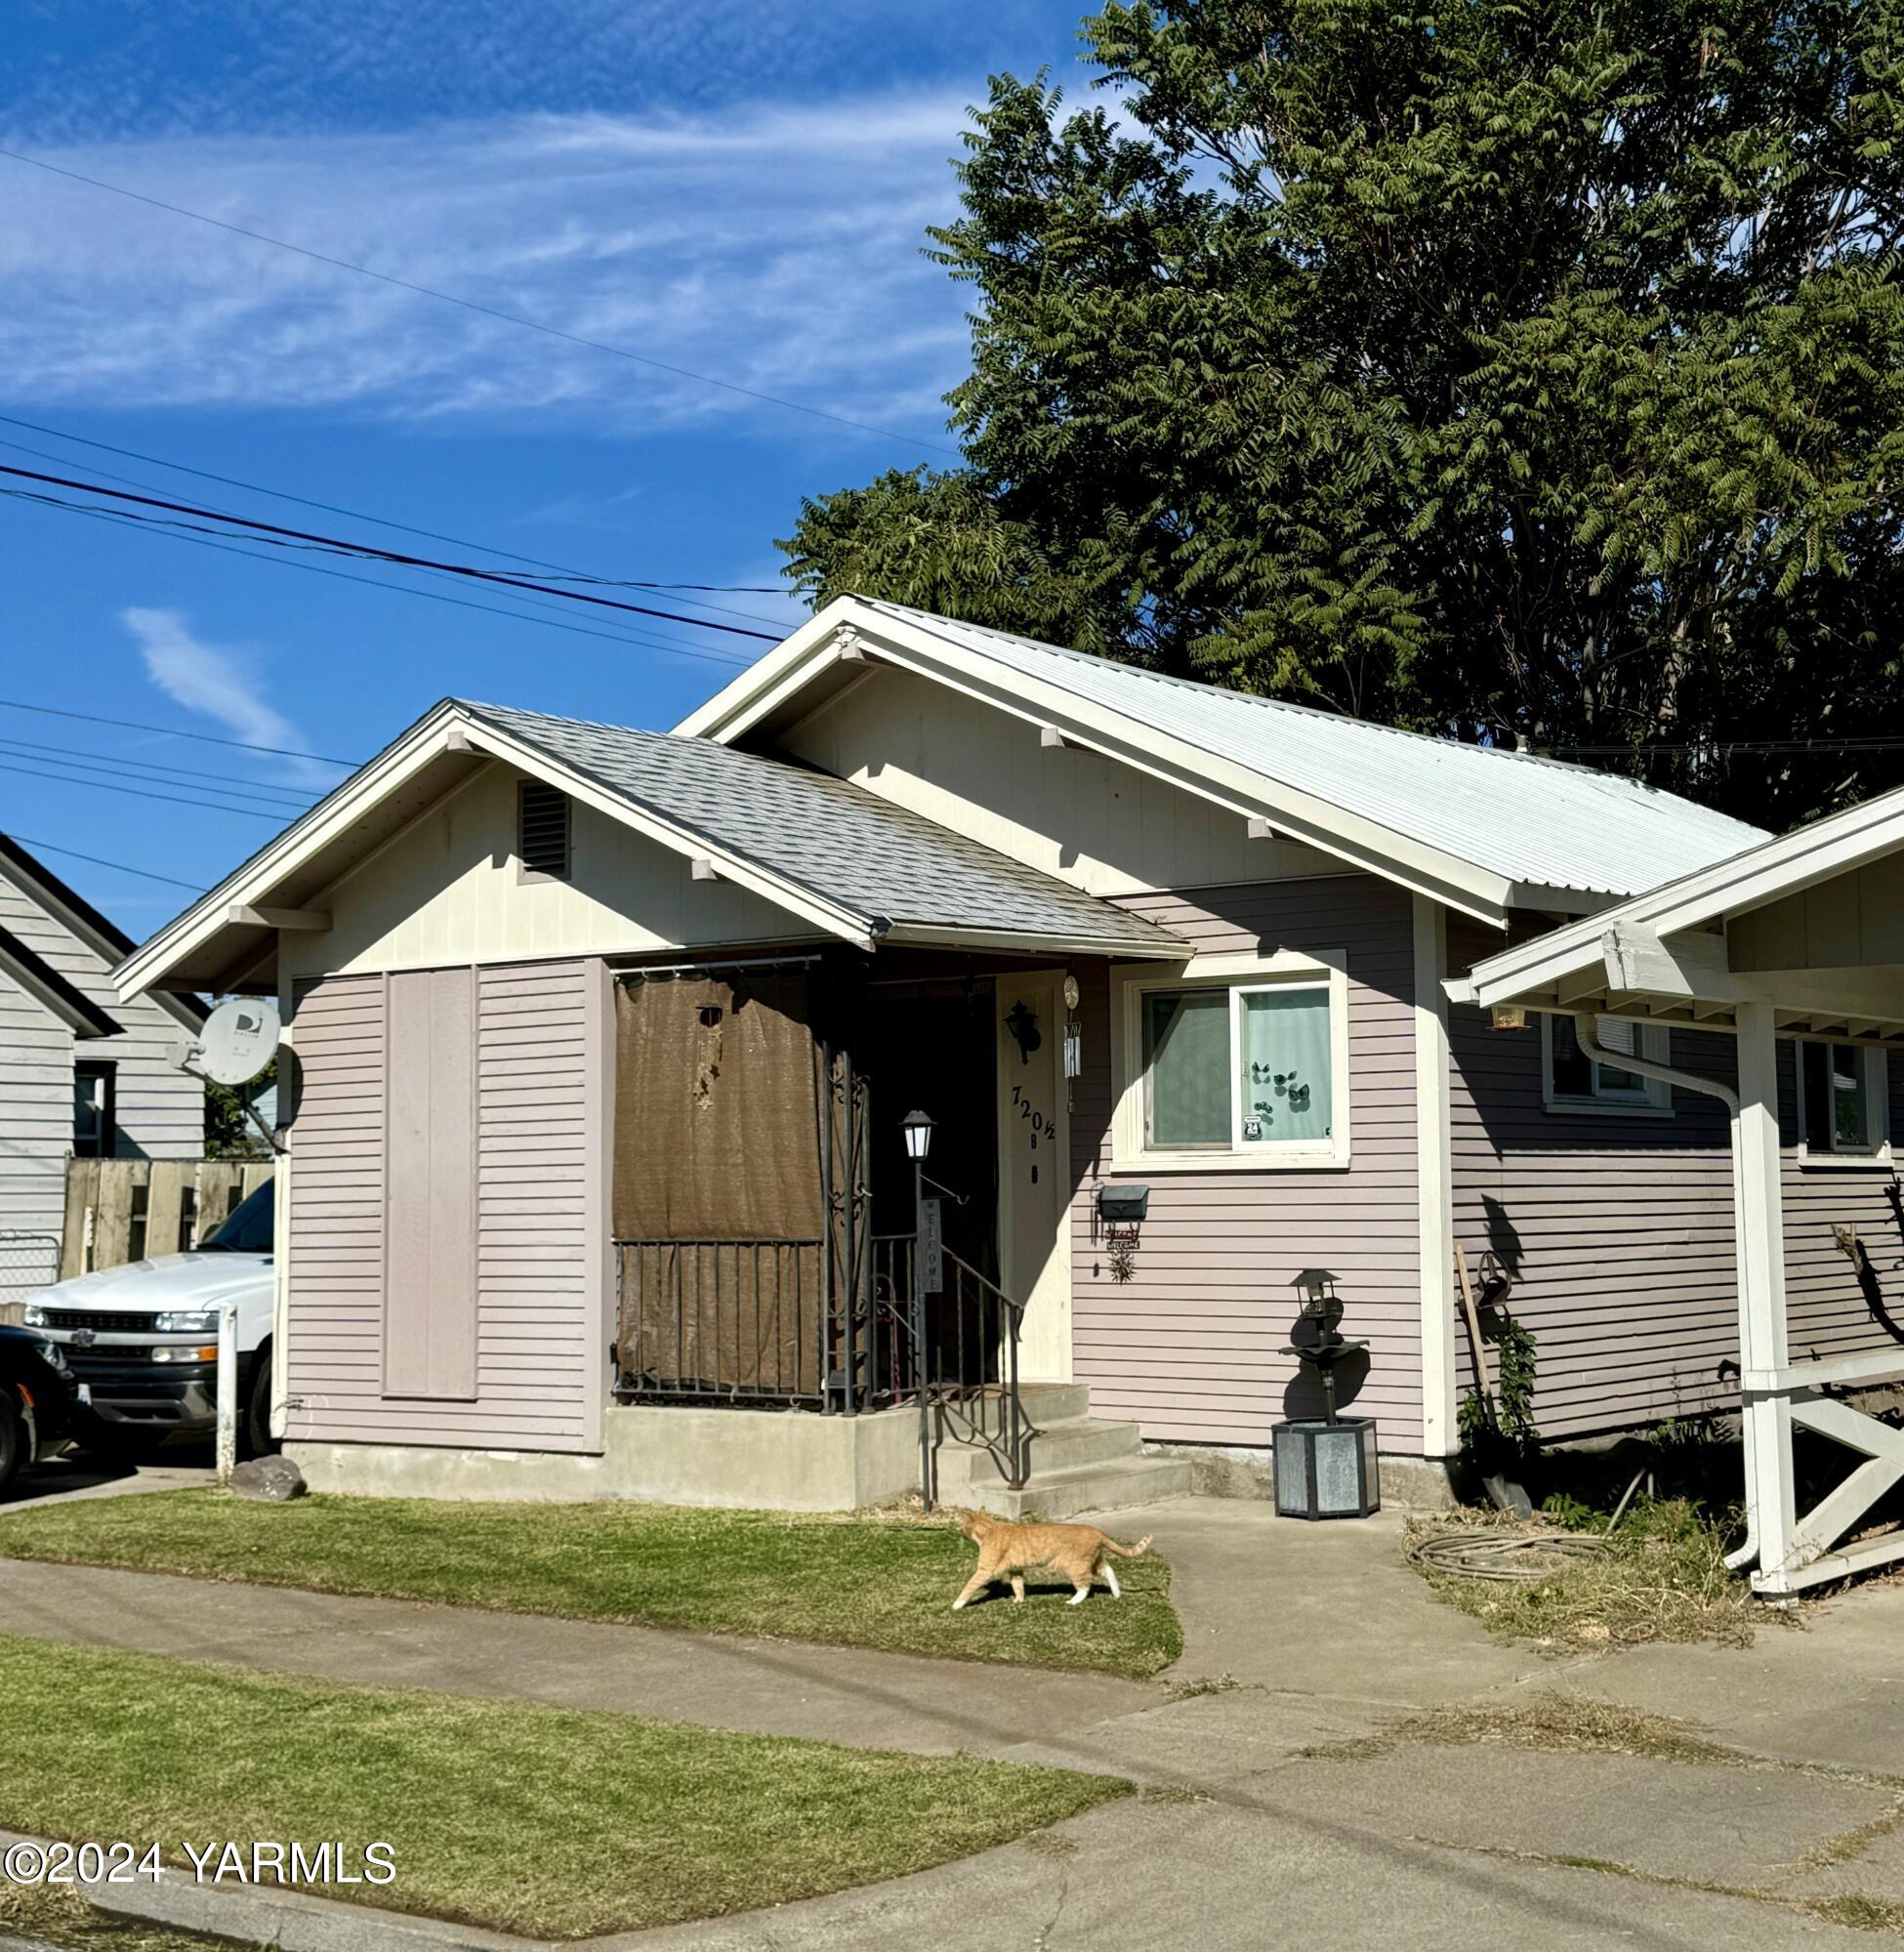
top-left (781, 1), bottom-right (1904, 823)
top-left (204, 1059), bottom-right (275, 1162)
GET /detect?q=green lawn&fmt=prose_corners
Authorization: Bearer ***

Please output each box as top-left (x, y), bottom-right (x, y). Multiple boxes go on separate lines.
top-left (0, 1634), bottom-right (1129, 1937)
top-left (0, 1489), bottom-right (1182, 1679)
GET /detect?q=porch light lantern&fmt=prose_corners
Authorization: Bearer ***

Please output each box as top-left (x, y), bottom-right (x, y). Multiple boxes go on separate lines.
top-left (900, 1108), bottom-right (935, 1161)
top-left (1273, 1266), bottom-right (1381, 1520)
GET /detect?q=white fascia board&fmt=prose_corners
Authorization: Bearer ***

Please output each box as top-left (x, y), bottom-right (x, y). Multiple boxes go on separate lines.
top-left (698, 601), bottom-right (1517, 926)
top-left (672, 598), bottom-right (858, 740)
top-left (1469, 784), bottom-right (1904, 1010)
top-left (114, 701), bottom-right (878, 1003)
top-left (458, 717), bottom-right (878, 951)
top-left (113, 701), bottom-right (472, 1002)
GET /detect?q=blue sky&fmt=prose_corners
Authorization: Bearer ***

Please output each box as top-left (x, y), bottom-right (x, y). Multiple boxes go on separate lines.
top-left (0, 0), bottom-right (1095, 930)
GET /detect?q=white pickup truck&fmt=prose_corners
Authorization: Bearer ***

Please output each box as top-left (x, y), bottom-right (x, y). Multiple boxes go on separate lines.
top-left (22, 1179), bottom-right (276, 1458)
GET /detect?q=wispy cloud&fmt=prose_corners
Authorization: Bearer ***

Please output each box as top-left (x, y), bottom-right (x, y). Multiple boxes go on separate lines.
top-left (0, 98), bottom-right (973, 445)
top-left (124, 607), bottom-right (333, 788)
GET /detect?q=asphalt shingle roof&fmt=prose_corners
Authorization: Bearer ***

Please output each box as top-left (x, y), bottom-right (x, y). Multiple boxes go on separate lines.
top-left (464, 700), bottom-right (1181, 952)
top-left (859, 602), bottom-right (1767, 897)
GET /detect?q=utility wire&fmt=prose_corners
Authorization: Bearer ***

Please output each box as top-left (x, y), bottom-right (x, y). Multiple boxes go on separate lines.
top-left (0, 415), bottom-right (796, 628)
top-left (0, 832), bottom-right (206, 892)
top-left (1544, 737), bottom-right (1904, 757)
top-left (0, 145), bottom-right (961, 458)
top-left (0, 740), bottom-right (314, 812)
top-left (0, 695), bottom-right (359, 767)
top-left (0, 473), bottom-right (751, 665)
top-left (0, 732), bottom-right (316, 804)
top-left (0, 461), bottom-right (782, 642)
top-left (0, 755), bottom-right (291, 819)
top-left (5, 488), bottom-right (757, 670)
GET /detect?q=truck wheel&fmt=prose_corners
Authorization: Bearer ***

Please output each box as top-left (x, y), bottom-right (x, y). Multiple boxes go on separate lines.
top-left (240, 1348), bottom-right (279, 1460)
top-left (0, 1392), bottom-right (21, 1495)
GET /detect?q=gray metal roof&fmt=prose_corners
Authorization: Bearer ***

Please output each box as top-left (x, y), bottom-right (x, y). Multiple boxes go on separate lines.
top-left (860, 602), bottom-right (1766, 897)
top-left (465, 700), bottom-right (1182, 952)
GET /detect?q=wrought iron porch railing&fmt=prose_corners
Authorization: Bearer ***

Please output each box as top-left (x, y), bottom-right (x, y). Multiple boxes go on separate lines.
top-left (612, 1235), bottom-right (917, 1411)
top-left (611, 1233), bottom-right (1036, 1498)
top-left (919, 1248), bottom-right (1035, 1497)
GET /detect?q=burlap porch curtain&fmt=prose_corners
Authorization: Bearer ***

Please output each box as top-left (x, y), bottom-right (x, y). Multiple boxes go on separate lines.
top-left (611, 973), bottom-right (837, 1393)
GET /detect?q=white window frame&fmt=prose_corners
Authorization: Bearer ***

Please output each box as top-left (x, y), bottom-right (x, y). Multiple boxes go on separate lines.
top-left (1540, 1014), bottom-right (1674, 1117)
top-left (1795, 1039), bottom-right (1893, 1171)
top-left (1111, 949), bottom-right (1351, 1172)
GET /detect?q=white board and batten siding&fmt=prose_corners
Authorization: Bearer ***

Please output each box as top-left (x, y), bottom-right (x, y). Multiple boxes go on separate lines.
top-left (283, 958), bottom-right (609, 1453)
top-left (1069, 872), bottom-right (1427, 1453)
top-left (277, 760), bottom-right (809, 989)
top-left (1449, 917), bottom-right (1904, 1439)
top-left (0, 866), bottom-right (202, 1304)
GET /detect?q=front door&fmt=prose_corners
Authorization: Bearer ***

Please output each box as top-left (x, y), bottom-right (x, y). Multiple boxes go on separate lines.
top-left (995, 972), bottom-right (1072, 1382)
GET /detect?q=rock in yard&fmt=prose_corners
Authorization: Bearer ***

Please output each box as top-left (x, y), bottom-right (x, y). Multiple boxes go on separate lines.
top-left (229, 1456), bottom-right (307, 1502)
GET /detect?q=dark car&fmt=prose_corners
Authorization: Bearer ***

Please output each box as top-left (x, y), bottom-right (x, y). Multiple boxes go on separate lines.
top-left (0, 1322), bottom-right (80, 1496)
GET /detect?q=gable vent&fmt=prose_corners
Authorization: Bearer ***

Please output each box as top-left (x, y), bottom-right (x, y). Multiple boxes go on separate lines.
top-left (517, 779), bottom-right (571, 880)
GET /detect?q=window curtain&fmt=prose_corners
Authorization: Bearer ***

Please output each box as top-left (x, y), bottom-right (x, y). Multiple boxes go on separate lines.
top-left (1238, 988), bottom-right (1332, 1144)
top-left (1143, 989), bottom-right (1228, 1146)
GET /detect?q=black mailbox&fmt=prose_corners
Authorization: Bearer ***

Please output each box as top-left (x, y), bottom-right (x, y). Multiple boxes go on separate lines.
top-left (1097, 1184), bottom-right (1150, 1225)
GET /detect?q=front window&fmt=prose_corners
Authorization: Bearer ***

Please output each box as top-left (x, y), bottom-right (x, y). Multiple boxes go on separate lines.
top-left (1544, 1016), bottom-right (1672, 1114)
top-left (1800, 1041), bottom-right (1885, 1159)
top-left (1121, 954), bottom-right (1347, 1168)
top-left (73, 1060), bottom-right (116, 1158)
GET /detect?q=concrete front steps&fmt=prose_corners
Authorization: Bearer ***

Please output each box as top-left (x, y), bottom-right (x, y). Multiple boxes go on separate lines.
top-left (933, 1382), bottom-right (1193, 1519)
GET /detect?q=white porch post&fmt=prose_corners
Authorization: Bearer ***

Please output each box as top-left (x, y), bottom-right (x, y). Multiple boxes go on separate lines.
top-left (1412, 894), bottom-right (1458, 1458)
top-left (1734, 1001), bottom-right (1797, 1585)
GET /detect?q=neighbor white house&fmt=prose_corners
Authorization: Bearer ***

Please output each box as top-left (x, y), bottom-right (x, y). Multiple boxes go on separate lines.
top-left (0, 835), bottom-right (205, 1307)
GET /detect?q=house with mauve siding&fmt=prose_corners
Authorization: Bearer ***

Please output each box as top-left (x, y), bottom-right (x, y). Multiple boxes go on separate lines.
top-left (106, 598), bottom-right (1900, 1514)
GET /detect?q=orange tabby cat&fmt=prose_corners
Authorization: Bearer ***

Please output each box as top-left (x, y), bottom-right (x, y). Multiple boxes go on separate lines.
top-left (951, 1511), bottom-right (1152, 1609)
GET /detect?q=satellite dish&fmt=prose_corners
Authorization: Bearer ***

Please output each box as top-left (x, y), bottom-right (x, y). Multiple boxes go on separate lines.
top-left (189, 997), bottom-right (281, 1087)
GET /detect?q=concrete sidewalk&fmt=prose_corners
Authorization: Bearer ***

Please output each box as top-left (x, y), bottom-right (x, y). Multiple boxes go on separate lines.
top-left (8, 1495), bottom-right (1904, 1947)
top-left (0, 1557), bottom-right (1152, 1757)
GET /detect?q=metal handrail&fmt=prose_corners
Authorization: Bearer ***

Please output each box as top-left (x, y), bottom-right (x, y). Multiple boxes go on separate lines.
top-left (920, 1248), bottom-right (1037, 1498)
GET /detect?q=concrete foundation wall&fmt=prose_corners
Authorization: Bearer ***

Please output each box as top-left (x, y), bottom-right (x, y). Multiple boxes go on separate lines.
top-left (1141, 1439), bottom-right (1457, 1512)
top-left (289, 1401), bottom-right (923, 1510)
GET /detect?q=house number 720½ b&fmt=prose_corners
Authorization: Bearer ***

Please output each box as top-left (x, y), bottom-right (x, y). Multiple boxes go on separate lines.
top-left (1011, 1082), bottom-right (1047, 1184)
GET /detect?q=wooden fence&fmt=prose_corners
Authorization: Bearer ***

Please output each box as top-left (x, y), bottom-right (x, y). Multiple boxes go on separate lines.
top-left (58, 1158), bottom-right (275, 1281)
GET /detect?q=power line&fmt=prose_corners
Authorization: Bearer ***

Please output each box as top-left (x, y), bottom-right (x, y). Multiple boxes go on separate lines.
top-left (0, 473), bottom-right (756, 665)
top-left (0, 415), bottom-right (797, 628)
top-left (0, 732), bottom-right (316, 804)
top-left (0, 461), bottom-right (781, 642)
top-left (1, 831), bottom-right (205, 892)
top-left (0, 695), bottom-right (359, 767)
top-left (0, 740), bottom-right (314, 812)
top-left (0, 755), bottom-right (291, 819)
top-left (5, 485), bottom-right (758, 669)
top-left (0, 145), bottom-right (961, 458)
top-left (1544, 737), bottom-right (1904, 757)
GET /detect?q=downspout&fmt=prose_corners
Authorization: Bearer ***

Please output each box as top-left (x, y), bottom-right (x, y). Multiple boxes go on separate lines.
top-left (1571, 1015), bottom-right (1759, 1573)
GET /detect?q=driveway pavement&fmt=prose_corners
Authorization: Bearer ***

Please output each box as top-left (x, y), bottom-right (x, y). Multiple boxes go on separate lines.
top-left (2, 1440), bottom-right (213, 1509)
top-left (5, 1491), bottom-right (1903, 1948)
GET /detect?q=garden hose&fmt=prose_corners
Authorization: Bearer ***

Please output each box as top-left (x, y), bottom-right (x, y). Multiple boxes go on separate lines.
top-left (1407, 1529), bottom-right (1611, 1583)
